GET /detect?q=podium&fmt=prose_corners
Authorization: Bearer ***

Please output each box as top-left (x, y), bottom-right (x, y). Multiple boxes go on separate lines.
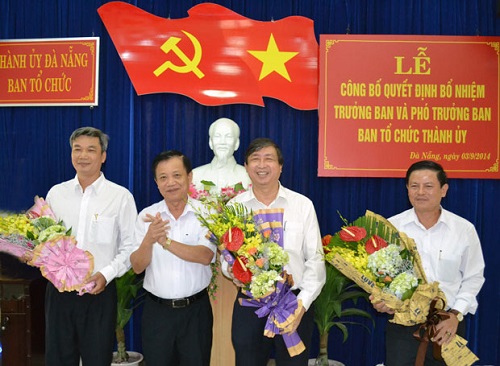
top-left (210, 272), bottom-right (237, 366)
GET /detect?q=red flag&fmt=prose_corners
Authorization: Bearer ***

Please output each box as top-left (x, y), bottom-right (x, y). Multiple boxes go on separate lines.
top-left (97, 2), bottom-right (318, 110)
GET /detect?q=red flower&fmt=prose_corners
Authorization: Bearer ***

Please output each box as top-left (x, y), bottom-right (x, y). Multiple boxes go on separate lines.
top-left (365, 235), bottom-right (388, 254)
top-left (322, 234), bottom-right (332, 247)
top-left (339, 226), bottom-right (367, 242)
top-left (322, 235), bottom-right (332, 252)
top-left (233, 256), bottom-right (252, 284)
top-left (221, 227), bottom-right (244, 251)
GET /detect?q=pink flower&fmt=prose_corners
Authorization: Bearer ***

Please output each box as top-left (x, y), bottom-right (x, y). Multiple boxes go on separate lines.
top-left (221, 186), bottom-right (236, 198)
top-left (27, 196), bottom-right (57, 219)
top-left (188, 183), bottom-right (209, 200)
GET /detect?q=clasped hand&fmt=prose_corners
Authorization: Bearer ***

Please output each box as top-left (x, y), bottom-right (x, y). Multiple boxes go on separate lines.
top-left (144, 213), bottom-right (170, 247)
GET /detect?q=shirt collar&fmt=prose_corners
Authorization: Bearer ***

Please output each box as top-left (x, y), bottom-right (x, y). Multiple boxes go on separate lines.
top-left (407, 206), bottom-right (450, 230)
top-left (158, 196), bottom-right (195, 219)
top-left (71, 172), bottom-right (105, 194)
top-left (246, 182), bottom-right (287, 207)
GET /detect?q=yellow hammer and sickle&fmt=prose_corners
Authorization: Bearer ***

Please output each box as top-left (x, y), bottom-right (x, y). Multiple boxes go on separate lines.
top-left (153, 30), bottom-right (204, 79)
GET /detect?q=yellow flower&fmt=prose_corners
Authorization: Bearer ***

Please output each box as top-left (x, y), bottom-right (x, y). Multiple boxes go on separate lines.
top-left (0, 214), bottom-right (35, 237)
top-left (245, 222), bottom-right (256, 233)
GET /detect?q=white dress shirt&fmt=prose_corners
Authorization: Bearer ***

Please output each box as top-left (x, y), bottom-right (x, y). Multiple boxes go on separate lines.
top-left (46, 173), bottom-right (138, 284)
top-left (225, 184), bottom-right (326, 310)
top-left (135, 197), bottom-right (216, 299)
top-left (389, 207), bottom-right (485, 315)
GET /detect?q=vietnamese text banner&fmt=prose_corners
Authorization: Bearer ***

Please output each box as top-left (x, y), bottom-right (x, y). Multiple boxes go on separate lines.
top-left (0, 37), bottom-right (99, 106)
top-left (318, 35), bottom-right (499, 179)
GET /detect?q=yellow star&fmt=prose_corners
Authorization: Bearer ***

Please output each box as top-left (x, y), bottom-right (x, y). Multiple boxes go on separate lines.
top-left (248, 34), bottom-right (298, 81)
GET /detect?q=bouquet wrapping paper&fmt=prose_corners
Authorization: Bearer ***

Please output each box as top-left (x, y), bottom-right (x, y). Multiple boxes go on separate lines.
top-left (327, 210), bottom-right (478, 366)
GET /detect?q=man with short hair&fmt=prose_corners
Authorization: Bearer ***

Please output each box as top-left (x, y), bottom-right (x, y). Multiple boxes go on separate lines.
top-left (45, 126), bottom-right (138, 366)
top-left (372, 160), bottom-right (485, 365)
top-left (192, 117), bottom-right (251, 190)
top-left (131, 150), bottom-right (216, 366)
top-left (224, 138), bottom-right (326, 366)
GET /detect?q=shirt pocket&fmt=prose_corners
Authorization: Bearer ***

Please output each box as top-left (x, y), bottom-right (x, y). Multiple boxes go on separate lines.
top-left (283, 221), bottom-right (304, 253)
top-left (437, 251), bottom-right (461, 283)
top-left (89, 216), bottom-right (116, 245)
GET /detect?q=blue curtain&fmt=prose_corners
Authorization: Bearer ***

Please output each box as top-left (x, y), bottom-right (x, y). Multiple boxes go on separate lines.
top-left (1, 1), bottom-right (499, 365)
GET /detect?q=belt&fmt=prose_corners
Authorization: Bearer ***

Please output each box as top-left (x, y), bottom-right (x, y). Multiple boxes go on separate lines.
top-left (148, 289), bottom-right (207, 308)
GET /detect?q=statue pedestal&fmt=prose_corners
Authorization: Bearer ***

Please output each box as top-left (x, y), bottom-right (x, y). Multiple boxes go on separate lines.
top-left (210, 272), bottom-right (237, 366)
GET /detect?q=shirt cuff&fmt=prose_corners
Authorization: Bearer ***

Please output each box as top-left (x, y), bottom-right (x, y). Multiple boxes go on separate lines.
top-left (99, 266), bottom-right (116, 285)
top-left (449, 299), bottom-right (469, 315)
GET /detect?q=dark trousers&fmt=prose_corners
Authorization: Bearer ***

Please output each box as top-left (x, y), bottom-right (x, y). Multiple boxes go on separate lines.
top-left (45, 281), bottom-right (117, 366)
top-left (231, 293), bottom-right (315, 366)
top-left (385, 319), bottom-right (467, 366)
top-left (141, 292), bottom-right (213, 366)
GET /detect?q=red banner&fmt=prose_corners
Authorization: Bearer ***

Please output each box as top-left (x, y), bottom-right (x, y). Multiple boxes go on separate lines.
top-left (98, 2), bottom-right (318, 110)
top-left (318, 35), bottom-right (500, 179)
top-left (0, 38), bottom-right (99, 106)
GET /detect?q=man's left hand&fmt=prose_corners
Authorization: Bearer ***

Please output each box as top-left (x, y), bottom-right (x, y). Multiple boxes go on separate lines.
top-left (433, 313), bottom-right (459, 346)
top-left (86, 272), bottom-right (107, 295)
top-left (282, 306), bottom-right (305, 334)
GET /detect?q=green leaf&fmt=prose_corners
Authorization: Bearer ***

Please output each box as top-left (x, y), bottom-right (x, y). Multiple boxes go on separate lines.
top-left (332, 322), bottom-right (349, 343)
top-left (115, 269), bottom-right (145, 357)
top-left (200, 180), bottom-right (216, 186)
top-left (313, 262), bottom-right (374, 343)
top-left (233, 182), bottom-right (245, 192)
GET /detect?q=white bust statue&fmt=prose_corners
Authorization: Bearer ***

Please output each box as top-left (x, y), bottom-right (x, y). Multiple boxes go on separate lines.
top-left (192, 118), bottom-right (251, 191)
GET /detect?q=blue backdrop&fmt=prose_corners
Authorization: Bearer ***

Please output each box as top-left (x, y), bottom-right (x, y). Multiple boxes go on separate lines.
top-left (1, 1), bottom-right (499, 365)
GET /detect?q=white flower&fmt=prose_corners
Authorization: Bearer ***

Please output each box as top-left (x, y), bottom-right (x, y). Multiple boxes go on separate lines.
top-left (367, 244), bottom-right (404, 277)
top-left (367, 244), bottom-right (418, 300)
top-left (38, 224), bottom-right (67, 242)
top-left (249, 270), bottom-right (282, 299)
top-left (388, 271), bottom-right (419, 299)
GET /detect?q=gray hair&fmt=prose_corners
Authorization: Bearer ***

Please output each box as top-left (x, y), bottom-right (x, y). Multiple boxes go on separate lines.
top-left (69, 127), bottom-right (109, 152)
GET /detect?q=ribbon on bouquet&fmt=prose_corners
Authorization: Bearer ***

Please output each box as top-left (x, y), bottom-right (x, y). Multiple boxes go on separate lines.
top-left (239, 274), bottom-right (305, 357)
top-left (412, 297), bottom-right (448, 365)
top-left (253, 208), bottom-right (285, 247)
top-left (412, 297), bottom-right (479, 366)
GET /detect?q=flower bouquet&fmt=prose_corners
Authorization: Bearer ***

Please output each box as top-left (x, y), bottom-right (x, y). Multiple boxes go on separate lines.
top-left (0, 196), bottom-right (95, 294)
top-left (189, 180), bottom-right (247, 207)
top-left (189, 181), bottom-right (247, 299)
top-left (325, 210), bottom-right (479, 366)
top-left (324, 210), bottom-right (444, 326)
top-left (196, 201), bottom-right (306, 356)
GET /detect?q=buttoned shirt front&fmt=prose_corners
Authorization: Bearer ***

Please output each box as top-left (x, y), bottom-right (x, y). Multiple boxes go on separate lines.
top-left (389, 207), bottom-right (485, 315)
top-left (227, 184), bottom-right (326, 310)
top-left (135, 197), bottom-right (215, 299)
top-left (46, 173), bottom-right (138, 283)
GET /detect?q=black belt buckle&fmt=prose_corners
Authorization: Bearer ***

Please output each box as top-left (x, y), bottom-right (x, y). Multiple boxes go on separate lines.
top-left (171, 298), bottom-right (189, 308)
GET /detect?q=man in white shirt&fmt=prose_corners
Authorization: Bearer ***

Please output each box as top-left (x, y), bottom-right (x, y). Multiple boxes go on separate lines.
top-left (192, 117), bottom-right (251, 191)
top-left (223, 138), bottom-right (326, 366)
top-left (45, 127), bottom-right (138, 366)
top-left (371, 160), bottom-right (485, 365)
top-left (131, 150), bottom-right (216, 366)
